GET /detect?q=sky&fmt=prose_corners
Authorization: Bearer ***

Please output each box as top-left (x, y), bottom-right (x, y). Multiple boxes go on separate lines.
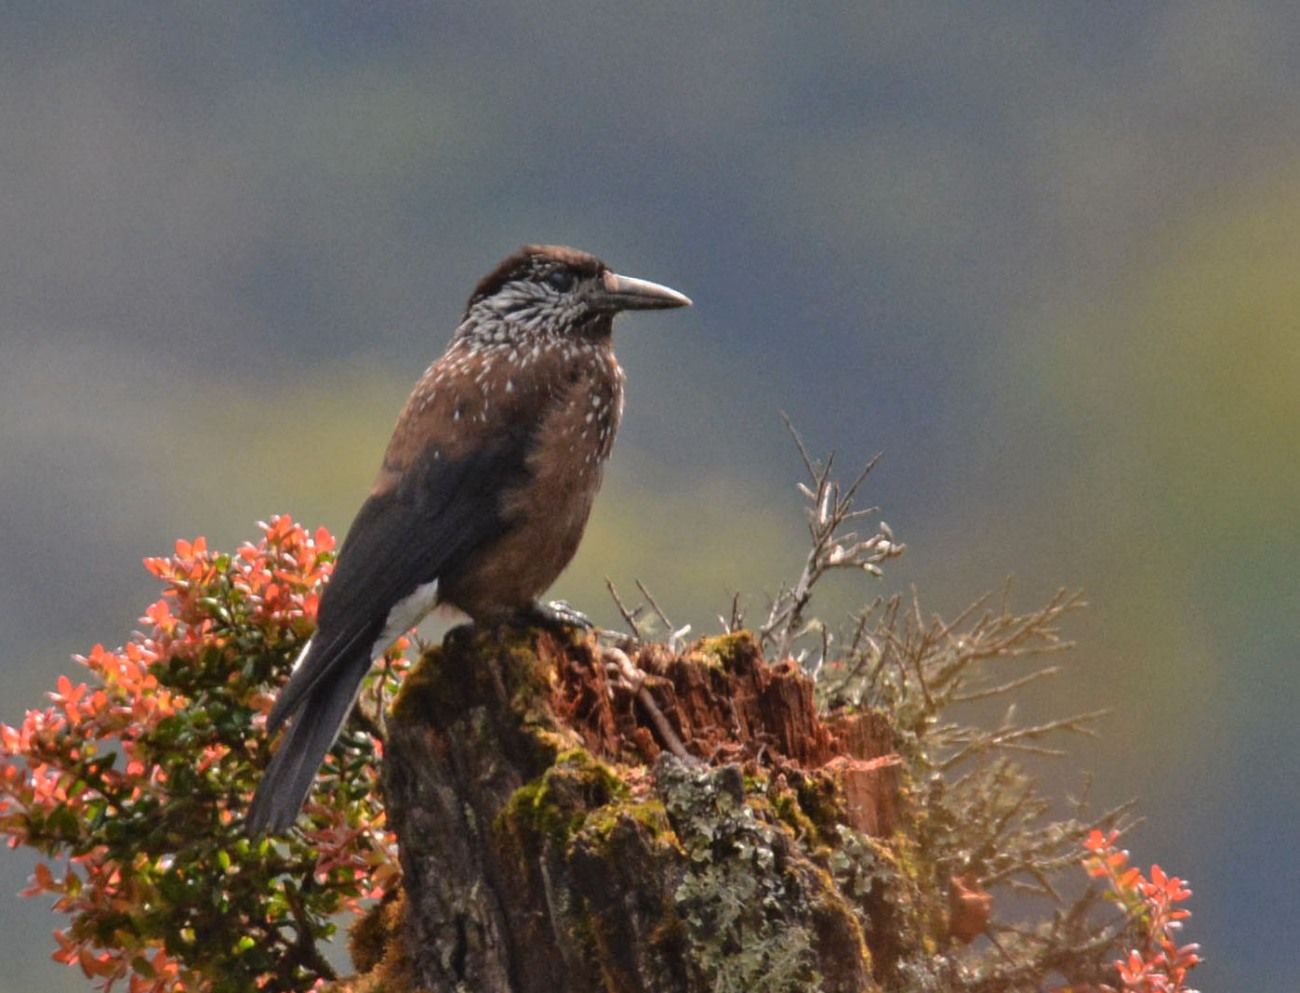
top-left (3, 3), bottom-right (1298, 989)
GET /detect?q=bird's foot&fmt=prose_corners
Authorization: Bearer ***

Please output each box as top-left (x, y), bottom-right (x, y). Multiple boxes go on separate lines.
top-left (522, 599), bottom-right (595, 633)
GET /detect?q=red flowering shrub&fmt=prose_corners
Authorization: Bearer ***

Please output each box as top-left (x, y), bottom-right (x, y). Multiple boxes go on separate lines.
top-left (0, 517), bottom-right (405, 992)
top-left (1079, 830), bottom-right (1201, 993)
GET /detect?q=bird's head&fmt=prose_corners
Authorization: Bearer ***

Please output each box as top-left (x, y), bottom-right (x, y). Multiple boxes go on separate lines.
top-left (457, 245), bottom-right (691, 347)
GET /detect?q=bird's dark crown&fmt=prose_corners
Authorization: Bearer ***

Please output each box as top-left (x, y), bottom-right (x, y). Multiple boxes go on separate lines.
top-left (468, 245), bottom-right (608, 306)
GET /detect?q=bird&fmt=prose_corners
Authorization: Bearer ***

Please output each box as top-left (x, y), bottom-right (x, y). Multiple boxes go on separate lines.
top-left (245, 244), bottom-right (691, 834)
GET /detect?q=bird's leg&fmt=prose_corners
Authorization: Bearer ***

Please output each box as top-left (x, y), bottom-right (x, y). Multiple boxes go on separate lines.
top-left (521, 599), bottom-right (595, 633)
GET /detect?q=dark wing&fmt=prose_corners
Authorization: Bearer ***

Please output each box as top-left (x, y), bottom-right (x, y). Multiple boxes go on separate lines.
top-left (267, 427), bottom-right (533, 729)
top-left (246, 427), bottom-right (533, 833)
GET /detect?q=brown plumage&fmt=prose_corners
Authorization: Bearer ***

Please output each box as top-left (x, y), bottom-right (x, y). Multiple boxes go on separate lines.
top-left (246, 244), bottom-right (691, 834)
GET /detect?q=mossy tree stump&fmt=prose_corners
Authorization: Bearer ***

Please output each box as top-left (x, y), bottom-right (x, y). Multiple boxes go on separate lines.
top-left (365, 625), bottom-right (908, 993)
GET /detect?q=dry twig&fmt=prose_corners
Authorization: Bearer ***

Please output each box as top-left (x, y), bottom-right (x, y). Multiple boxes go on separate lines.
top-left (759, 417), bottom-right (905, 666)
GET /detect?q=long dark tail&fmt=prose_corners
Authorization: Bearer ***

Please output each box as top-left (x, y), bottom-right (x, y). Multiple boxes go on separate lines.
top-left (245, 657), bottom-right (371, 834)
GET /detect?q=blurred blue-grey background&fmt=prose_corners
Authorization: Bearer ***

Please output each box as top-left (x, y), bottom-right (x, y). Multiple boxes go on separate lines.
top-left (3, 4), bottom-right (1296, 989)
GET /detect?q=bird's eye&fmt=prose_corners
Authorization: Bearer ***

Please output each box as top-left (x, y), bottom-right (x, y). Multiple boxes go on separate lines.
top-left (546, 269), bottom-right (576, 292)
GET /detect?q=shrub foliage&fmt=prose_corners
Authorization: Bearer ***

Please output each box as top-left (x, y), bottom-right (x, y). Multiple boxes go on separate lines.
top-left (0, 518), bottom-right (403, 992)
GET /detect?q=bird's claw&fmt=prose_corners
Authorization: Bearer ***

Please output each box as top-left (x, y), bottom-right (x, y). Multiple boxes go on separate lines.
top-left (525, 599), bottom-right (595, 632)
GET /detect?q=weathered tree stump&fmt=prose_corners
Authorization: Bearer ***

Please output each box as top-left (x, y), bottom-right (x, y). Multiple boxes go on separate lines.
top-left (367, 625), bottom-right (904, 993)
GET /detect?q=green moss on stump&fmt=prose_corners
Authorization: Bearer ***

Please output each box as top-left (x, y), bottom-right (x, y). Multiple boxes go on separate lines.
top-left (499, 748), bottom-right (627, 847)
top-left (687, 631), bottom-right (761, 671)
top-left (391, 625), bottom-right (556, 726)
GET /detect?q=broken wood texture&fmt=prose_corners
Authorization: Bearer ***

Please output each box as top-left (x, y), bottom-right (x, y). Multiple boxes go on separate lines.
top-left (366, 626), bottom-right (909, 993)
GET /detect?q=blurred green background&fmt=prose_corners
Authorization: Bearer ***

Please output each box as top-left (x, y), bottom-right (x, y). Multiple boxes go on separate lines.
top-left (2, 4), bottom-right (1295, 989)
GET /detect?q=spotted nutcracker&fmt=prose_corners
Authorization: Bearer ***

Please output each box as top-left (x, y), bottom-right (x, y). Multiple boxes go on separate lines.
top-left (245, 245), bottom-right (691, 834)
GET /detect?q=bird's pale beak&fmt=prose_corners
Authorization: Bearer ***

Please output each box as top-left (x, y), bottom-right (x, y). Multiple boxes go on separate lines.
top-left (594, 271), bottom-right (693, 311)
